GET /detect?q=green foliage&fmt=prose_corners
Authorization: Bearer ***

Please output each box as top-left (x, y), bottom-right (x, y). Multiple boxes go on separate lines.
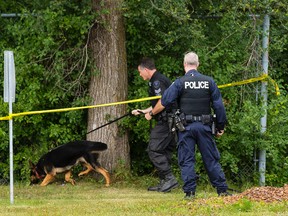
top-left (262, 95), bottom-right (288, 185)
top-left (0, 0), bottom-right (95, 181)
top-left (0, 0), bottom-right (288, 187)
top-left (124, 0), bottom-right (288, 187)
top-left (124, 0), bottom-right (205, 175)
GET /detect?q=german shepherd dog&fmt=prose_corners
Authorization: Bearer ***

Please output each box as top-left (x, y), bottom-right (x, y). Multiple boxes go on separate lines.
top-left (29, 140), bottom-right (110, 186)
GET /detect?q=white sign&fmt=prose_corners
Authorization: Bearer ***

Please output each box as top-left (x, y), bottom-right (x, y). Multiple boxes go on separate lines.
top-left (4, 51), bottom-right (16, 102)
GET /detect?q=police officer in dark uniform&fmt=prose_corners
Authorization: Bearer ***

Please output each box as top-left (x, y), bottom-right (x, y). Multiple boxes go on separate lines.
top-left (147, 52), bottom-right (230, 199)
top-left (132, 57), bottom-right (178, 192)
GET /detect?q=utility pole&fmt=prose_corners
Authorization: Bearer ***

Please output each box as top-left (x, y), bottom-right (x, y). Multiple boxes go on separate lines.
top-left (259, 14), bottom-right (270, 186)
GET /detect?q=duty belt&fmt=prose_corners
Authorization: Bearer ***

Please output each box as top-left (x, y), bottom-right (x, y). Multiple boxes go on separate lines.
top-left (185, 114), bottom-right (211, 124)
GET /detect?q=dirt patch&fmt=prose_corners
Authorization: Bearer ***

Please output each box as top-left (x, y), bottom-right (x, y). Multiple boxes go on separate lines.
top-left (223, 184), bottom-right (288, 203)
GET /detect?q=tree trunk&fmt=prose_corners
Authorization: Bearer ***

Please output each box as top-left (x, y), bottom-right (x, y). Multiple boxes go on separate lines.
top-left (87, 0), bottom-right (129, 172)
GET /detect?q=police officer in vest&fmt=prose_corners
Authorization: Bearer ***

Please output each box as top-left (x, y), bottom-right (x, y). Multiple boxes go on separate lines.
top-left (147, 52), bottom-right (230, 199)
top-left (131, 57), bottom-right (178, 193)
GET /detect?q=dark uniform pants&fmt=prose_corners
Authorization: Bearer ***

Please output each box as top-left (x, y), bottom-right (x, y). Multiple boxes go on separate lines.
top-left (177, 122), bottom-right (228, 193)
top-left (147, 121), bottom-right (176, 178)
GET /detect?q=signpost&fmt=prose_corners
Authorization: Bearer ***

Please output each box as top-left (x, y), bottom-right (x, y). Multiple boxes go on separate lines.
top-left (4, 51), bottom-right (16, 204)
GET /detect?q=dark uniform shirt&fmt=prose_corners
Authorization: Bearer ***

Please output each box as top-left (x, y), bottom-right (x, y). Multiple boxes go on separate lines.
top-left (149, 71), bottom-right (176, 120)
top-left (161, 70), bottom-right (226, 130)
top-left (148, 71), bottom-right (171, 107)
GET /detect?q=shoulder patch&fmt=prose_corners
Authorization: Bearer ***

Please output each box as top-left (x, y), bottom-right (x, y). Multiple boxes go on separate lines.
top-left (153, 80), bottom-right (160, 89)
top-left (155, 88), bottom-right (161, 95)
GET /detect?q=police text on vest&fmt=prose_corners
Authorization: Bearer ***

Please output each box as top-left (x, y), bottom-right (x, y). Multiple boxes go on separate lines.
top-left (184, 81), bottom-right (209, 89)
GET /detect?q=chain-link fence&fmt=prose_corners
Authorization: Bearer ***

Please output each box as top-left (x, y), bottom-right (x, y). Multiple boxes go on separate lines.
top-left (0, 156), bottom-right (260, 187)
top-left (230, 159), bottom-right (257, 188)
top-left (0, 178), bottom-right (9, 186)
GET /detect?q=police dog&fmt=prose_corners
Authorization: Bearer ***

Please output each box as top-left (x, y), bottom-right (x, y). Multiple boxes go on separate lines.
top-left (29, 140), bottom-right (110, 186)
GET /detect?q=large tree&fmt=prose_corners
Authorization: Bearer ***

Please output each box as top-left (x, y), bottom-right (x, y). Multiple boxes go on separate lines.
top-left (87, 0), bottom-right (129, 171)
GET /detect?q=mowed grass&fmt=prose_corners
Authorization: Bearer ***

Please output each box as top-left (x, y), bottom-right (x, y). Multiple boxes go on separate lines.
top-left (0, 177), bottom-right (287, 216)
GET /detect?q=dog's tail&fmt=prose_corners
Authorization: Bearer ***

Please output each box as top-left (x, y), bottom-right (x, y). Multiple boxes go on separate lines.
top-left (79, 140), bottom-right (108, 151)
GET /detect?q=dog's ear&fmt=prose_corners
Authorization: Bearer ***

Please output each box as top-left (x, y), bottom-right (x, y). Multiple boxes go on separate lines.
top-left (29, 160), bottom-right (35, 169)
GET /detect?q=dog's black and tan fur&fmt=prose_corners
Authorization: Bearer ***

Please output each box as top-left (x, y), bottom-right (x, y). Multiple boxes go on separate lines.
top-left (29, 140), bottom-right (110, 186)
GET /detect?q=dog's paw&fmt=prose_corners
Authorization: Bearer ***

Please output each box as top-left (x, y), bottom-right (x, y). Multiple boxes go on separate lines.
top-left (70, 179), bottom-right (76, 185)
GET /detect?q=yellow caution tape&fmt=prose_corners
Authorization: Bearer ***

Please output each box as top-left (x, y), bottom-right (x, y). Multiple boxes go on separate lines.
top-left (0, 74), bottom-right (280, 120)
top-left (267, 76), bottom-right (281, 96)
top-left (0, 115), bottom-right (12, 121)
top-left (218, 74), bottom-right (267, 88)
top-left (218, 74), bottom-right (280, 96)
top-left (0, 96), bottom-right (161, 120)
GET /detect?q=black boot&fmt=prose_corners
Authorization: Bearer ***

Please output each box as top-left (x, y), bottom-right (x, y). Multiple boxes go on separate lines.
top-left (217, 187), bottom-right (233, 197)
top-left (158, 173), bottom-right (178, 192)
top-left (218, 191), bottom-right (232, 197)
top-left (147, 179), bottom-right (165, 191)
top-left (184, 191), bottom-right (196, 200)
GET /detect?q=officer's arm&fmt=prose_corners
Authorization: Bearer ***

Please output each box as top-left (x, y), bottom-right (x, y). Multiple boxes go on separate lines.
top-left (151, 100), bottom-right (165, 115)
top-left (132, 106), bottom-right (152, 115)
top-left (144, 100), bottom-right (165, 120)
top-left (210, 80), bottom-right (227, 131)
top-left (146, 79), bottom-right (181, 120)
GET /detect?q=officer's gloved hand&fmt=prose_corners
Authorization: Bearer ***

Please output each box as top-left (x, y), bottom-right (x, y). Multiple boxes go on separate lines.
top-left (131, 109), bottom-right (144, 115)
top-left (145, 112), bottom-right (152, 121)
top-left (216, 130), bottom-right (224, 137)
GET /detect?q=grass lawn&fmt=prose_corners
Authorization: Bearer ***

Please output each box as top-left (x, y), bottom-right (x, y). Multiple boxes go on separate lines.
top-left (0, 178), bottom-right (287, 216)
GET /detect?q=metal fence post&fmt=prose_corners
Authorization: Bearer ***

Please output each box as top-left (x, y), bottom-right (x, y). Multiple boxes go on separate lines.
top-left (259, 14), bottom-right (270, 186)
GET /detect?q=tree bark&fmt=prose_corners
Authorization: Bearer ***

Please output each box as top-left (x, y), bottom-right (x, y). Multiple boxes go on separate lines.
top-left (87, 0), bottom-right (129, 172)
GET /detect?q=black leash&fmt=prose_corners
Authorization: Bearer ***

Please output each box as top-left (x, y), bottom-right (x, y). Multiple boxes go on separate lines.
top-left (86, 113), bottom-right (131, 135)
top-left (196, 174), bottom-right (241, 193)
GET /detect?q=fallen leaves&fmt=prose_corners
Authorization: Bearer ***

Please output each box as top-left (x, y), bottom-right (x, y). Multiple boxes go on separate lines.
top-left (223, 184), bottom-right (288, 204)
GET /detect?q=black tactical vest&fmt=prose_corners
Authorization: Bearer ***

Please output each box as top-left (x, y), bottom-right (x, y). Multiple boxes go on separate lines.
top-left (179, 74), bottom-right (212, 115)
